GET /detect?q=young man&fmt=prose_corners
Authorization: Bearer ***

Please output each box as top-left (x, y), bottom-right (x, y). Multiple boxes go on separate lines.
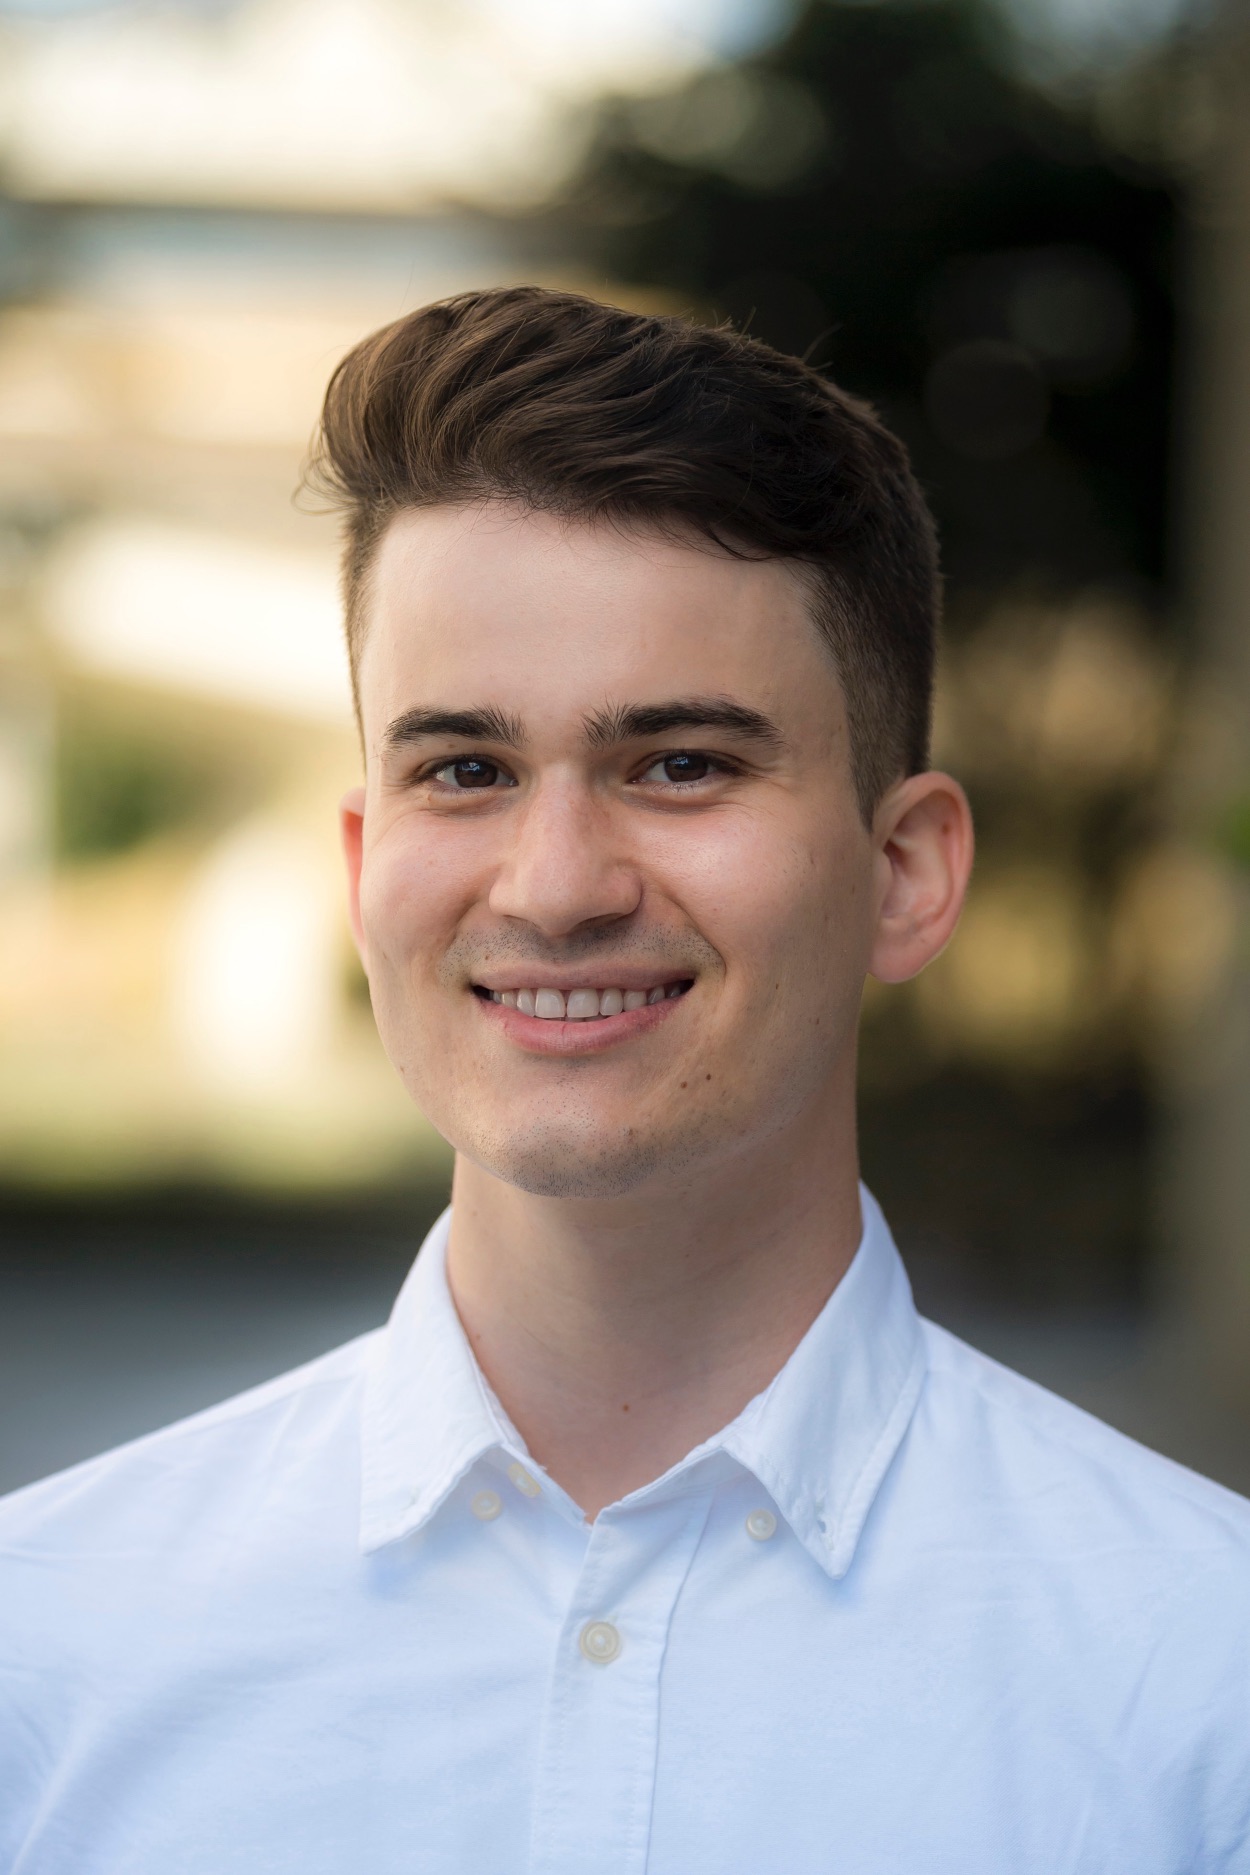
top-left (2, 289), bottom-right (1248, 1873)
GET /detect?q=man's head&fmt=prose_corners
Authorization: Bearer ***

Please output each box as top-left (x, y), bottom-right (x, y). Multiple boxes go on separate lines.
top-left (315, 289), bottom-right (971, 1201)
top-left (311, 286), bottom-right (938, 825)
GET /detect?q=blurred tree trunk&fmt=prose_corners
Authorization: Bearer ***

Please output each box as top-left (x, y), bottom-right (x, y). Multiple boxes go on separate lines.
top-left (1168, 5), bottom-right (1250, 1409)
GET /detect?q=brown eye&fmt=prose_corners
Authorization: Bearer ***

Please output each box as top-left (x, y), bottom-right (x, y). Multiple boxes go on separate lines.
top-left (434, 758), bottom-right (508, 789)
top-left (661, 753), bottom-right (711, 783)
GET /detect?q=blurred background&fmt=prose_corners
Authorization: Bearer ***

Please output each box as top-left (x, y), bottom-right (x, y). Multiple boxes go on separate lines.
top-left (2, 0), bottom-right (1247, 1494)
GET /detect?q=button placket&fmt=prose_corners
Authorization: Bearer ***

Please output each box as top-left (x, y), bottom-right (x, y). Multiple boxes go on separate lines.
top-left (529, 1491), bottom-right (714, 1875)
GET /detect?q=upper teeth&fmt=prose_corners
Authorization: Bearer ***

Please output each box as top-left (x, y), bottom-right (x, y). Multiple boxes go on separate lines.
top-left (488, 985), bottom-right (680, 1019)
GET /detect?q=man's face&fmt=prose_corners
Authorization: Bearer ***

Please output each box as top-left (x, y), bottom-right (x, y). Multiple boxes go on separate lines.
top-left (348, 503), bottom-right (880, 1200)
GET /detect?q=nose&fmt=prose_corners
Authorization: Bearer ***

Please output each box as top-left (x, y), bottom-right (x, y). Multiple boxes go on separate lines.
top-left (487, 775), bottom-right (642, 939)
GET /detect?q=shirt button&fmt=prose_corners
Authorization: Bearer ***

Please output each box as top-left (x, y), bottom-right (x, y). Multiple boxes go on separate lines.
top-left (579, 1619), bottom-right (622, 1665)
top-left (745, 1508), bottom-right (777, 1541)
top-left (507, 1461), bottom-right (541, 1498)
top-left (471, 1489), bottom-right (502, 1521)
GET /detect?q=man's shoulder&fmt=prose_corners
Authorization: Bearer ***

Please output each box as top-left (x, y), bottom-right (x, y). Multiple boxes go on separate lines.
top-left (0, 1330), bottom-right (386, 1853)
top-left (918, 1315), bottom-right (1250, 1555)
top-left (0, 1328), bottom-right (381, 1556)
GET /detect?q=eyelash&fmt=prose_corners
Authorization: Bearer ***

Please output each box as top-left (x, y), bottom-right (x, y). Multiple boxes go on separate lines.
top-left (418, 751), bottom-right (740, 792)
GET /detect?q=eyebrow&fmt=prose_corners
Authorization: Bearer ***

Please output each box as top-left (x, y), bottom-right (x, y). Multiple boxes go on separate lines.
top-left (379, 695), bottom-right (786, 758)
top-left (584, 697), bottom-right (786, 753)
top-left (380, 705), bottom-right (526, 754)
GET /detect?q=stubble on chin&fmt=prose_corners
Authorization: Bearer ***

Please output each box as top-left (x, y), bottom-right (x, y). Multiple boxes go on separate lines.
top-left (441, 1068), bottom-right (747, 1199)
top-left (444, 1103), bottom-right (673, 1200)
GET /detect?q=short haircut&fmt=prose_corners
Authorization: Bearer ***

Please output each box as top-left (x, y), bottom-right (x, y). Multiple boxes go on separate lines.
top-left (307, 286), bottom-right (940, 820)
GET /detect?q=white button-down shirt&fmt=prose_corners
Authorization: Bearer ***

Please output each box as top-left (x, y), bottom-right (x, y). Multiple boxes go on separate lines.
top-left (2, 1191), bottom-right (1249, 1872)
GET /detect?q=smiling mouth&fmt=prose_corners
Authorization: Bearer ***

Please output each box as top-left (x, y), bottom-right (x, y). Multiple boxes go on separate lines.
top-left (472, 981), bottom-right (693, 1021)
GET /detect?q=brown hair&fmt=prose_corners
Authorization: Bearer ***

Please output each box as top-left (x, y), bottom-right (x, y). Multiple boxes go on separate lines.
top-left (307, 285), bottom-right (939, 820)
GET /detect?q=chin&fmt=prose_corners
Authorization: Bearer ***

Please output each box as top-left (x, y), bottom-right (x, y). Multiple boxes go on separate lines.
top-left (443, 1088), bottom-right (740, 1199)
top-left (458, 1123), bottom-right (668, 1199)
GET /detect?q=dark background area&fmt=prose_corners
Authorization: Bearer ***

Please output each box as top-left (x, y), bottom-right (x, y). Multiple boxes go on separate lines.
top-left (568, 0), bottom-right (1179, 602)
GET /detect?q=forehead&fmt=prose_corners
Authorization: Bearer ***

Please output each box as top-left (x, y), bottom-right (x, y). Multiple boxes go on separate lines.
top-left (357, 502), bottom-right (842, 736)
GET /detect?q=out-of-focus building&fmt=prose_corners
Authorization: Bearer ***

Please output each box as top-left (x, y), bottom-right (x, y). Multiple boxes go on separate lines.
top-left (0, 196), bottom-right (529, 1191)
top-left (0, 0), bottom-right (730, 1193)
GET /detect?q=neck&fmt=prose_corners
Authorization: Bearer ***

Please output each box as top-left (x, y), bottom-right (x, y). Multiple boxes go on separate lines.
top-left (444, 1089), bottom-right (863, 1520)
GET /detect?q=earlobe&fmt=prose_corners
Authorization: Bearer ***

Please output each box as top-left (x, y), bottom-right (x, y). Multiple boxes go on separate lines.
top-left (339, 787), bottom-right (368, 962)
top-left (868, 772), bottom-right (974, 986)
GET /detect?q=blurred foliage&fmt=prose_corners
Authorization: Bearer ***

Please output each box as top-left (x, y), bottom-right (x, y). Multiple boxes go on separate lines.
top-left (1217, 796), bottom-right (1250, 873)
top-left (55, 724), bottom-right (207, 861)
top-left (50, 689), bottom-right (263, 865)
top-left (563, 0), bottom-right (1179, 603)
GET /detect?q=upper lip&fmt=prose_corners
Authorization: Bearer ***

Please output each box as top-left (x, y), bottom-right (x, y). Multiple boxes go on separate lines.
top-left (471, 970), bottom-right (691, 993)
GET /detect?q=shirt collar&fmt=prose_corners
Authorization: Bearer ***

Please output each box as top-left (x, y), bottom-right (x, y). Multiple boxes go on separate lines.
top-left (360, 1187), bottom-right (926, 1579)
top-left (359, 1206), bottom-right (504, 1553)
top-left (717, 1186), bottom-right (926, 1577)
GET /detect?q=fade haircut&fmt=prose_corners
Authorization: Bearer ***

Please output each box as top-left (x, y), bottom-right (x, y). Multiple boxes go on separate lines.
top-left (306, 286), bottom-right (940, 822)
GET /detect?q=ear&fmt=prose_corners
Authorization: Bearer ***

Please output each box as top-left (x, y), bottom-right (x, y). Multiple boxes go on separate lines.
top-left (339, 787), bottom-right (368, 964)
top-left (868, 771), bottom-right (974, 985)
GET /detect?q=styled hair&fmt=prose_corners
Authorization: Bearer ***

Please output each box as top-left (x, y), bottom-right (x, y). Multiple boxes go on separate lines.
top-left (306, 285), bottom-right (939, 820)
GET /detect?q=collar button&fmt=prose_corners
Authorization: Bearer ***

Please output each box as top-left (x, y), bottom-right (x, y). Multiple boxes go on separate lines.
top-left (507, 1461), bottom-right (541, 1499)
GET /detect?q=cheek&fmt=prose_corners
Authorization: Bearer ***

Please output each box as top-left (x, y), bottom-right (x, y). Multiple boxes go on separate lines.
top-left (672, 815), bottom-right (868, 986)
top-left (359, 824), bottom-right (475, 973)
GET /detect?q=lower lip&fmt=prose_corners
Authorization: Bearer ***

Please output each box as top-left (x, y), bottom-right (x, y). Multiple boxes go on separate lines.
top-left (473, 990), bottom-right (689, 1056)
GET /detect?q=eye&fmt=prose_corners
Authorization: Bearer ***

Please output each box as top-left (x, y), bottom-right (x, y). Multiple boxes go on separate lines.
top-left (431, 757), bottom-right (513, 790)
top-left (639, 751), bottom-right (718, 786)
